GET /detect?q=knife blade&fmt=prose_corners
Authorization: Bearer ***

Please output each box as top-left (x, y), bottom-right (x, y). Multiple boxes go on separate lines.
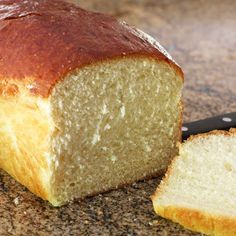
top-left (182, 112), bottom-right (236, 140)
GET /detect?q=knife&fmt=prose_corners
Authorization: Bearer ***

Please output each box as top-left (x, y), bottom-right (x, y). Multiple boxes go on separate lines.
top-left (182, 112), bottom-right (236, 140)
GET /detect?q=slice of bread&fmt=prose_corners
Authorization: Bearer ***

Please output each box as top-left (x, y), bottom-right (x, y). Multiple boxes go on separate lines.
top-left (152, 129), bottom-right (236, 236)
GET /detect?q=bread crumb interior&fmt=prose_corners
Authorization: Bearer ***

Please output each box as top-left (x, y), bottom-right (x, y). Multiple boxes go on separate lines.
top-left (50, 57), bottom-right (182, 206)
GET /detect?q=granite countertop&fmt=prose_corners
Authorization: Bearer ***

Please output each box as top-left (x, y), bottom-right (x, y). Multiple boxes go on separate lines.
top-left (0, 0), bottom-right (235, 235)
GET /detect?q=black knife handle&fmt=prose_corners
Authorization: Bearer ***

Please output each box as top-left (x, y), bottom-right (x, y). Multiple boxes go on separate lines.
top-left (182, 112), bottom-right (236, 140)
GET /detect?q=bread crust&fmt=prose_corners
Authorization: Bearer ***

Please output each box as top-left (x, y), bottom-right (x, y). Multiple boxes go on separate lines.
top-left (152, 128), bottom-right (236, 236)
top-left (186, 128), bottom-right (236, 142)
top-left (154, 205), bottom-right (236, 236)
top-left (0, 89), bottom-right (54, 201)
top-left (0, 0), bottom-right (183, 97)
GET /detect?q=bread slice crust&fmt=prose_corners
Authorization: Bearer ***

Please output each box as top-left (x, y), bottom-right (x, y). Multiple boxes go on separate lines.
top-left (152, 128), bottom-right (236, 236)
top-left (154, 205), bottom-right (236, 236)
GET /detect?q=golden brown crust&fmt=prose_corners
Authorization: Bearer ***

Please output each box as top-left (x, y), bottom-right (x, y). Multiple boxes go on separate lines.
top-left (152, 128), bottom-right (236, 235)
top-left (0, 89), bottom-right (53, 201)
top-left (153, 205), bottom-right (236, 236)
top-left (0, 0), bottom-right (183, 97)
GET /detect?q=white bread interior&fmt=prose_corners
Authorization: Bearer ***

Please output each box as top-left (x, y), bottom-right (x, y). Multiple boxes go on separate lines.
top-left (152, 129), bottom-right (236, 236)
top-left (0, 57), bottom-right (182, 206)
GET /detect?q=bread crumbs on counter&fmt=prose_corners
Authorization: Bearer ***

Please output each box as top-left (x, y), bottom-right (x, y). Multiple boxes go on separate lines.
top-left (148, 220), bottom-right (159, 226)
top-left (13, 197), bottom-right (20, 206)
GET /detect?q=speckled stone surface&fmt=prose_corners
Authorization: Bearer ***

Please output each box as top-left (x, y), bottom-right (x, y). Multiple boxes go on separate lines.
top-left (0, 0), bottom-right (235, 235)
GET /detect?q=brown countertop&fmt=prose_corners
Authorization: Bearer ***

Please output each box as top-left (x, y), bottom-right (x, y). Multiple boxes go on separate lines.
top-left (0, 0), bottom-right (235, 235)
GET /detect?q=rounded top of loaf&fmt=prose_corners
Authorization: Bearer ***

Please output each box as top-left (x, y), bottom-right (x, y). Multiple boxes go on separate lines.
top-left (0, 0), bottom-right (183, 97)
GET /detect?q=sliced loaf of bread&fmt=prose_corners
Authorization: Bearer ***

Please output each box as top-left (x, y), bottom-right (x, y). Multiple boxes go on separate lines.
top-left (0, 0), bottom-right (183, 206)
top-left (152, 129), bottom-right (236, 236)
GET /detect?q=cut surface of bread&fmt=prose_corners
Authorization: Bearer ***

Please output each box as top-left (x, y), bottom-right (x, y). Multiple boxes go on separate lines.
top-left (152, 129), bottom-right (236, 236)
top-left (0, 0), bottom-right (183, 206)
top-left (50, 58), bottom-right (182, 205)
top-left (0, 57), bottom-right (182, 206)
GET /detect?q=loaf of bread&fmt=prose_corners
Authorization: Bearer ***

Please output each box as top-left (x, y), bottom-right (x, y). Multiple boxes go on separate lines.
top-left (0, 0), bottom-right (183, 206)
top-left (152, 129), bottom-right (236, 236)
